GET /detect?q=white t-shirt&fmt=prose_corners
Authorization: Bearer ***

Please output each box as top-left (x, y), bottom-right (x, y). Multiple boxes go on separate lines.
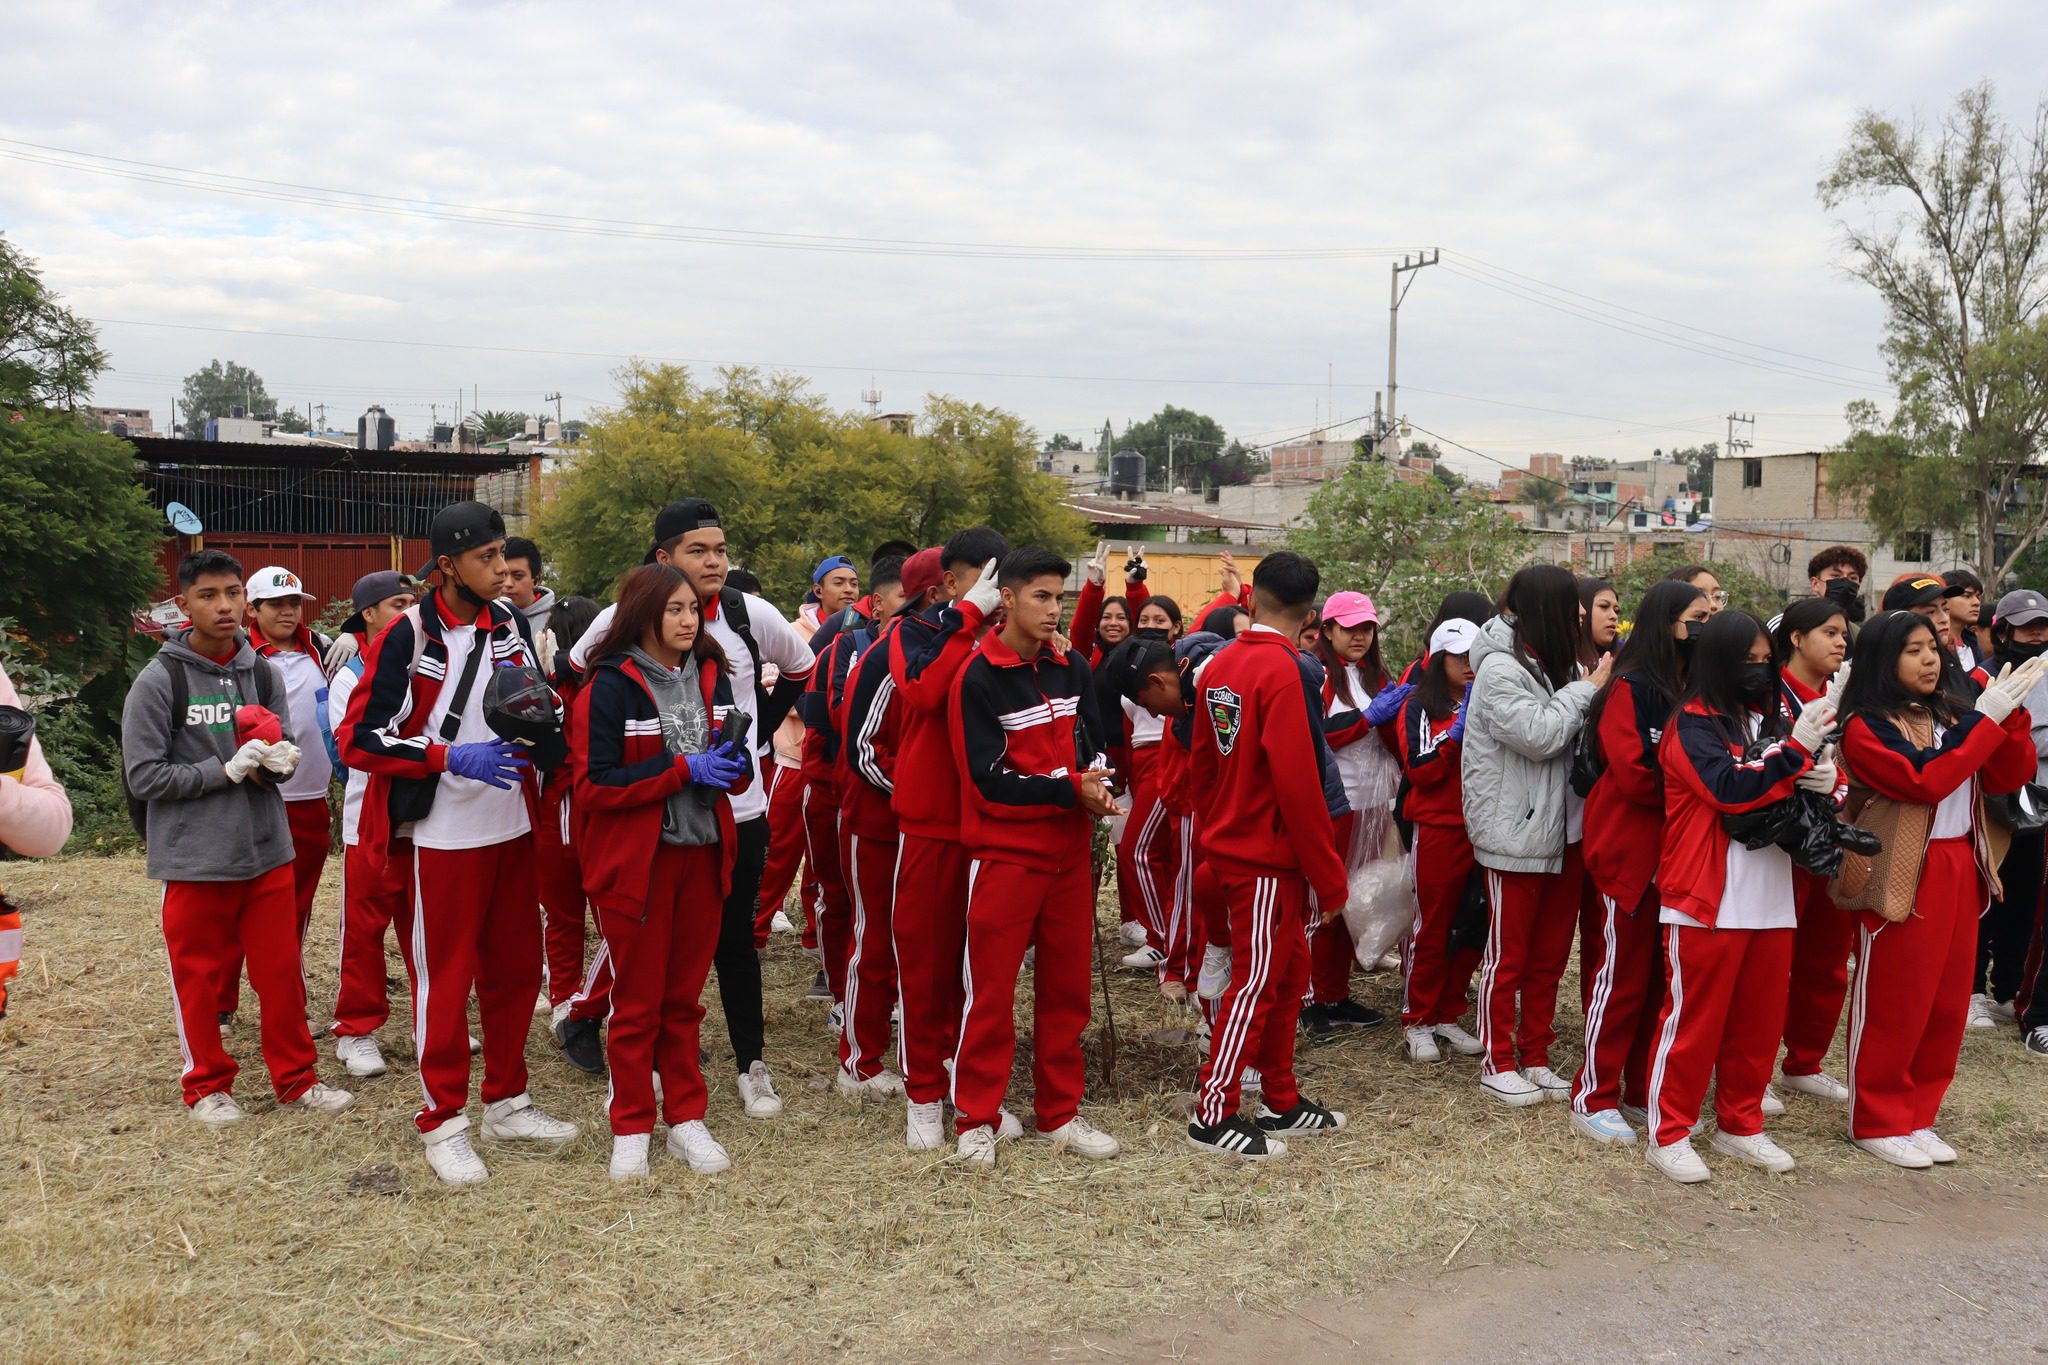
top-left (1663, 716), bottom-right (1795, 930)
top-left (1930, 723), bottom-right (1976, 839)
top-left (1323, 662), bottom-right (1400, 814)
top-left (328, 664), bottom-right (368, 846)
top-left (408, 620), bottom-right (531, 850)
top-left (1125, 696), bottom-right (1164, 746)
top-left (267, 645), bottom-right (334, 803)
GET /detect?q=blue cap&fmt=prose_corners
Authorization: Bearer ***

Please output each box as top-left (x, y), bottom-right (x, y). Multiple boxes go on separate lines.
top-left (812, 554), bottom-right (856, 585)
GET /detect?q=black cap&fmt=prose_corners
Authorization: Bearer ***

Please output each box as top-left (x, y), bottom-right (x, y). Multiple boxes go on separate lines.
top-left (418, 501), bottom-right (507, 578)
top-left (340, 569), bottom-right (417, 635)
top-left (645, 498), bottom-right (722, 563)
top-left (1881, 574), bottom-right (1965, 612)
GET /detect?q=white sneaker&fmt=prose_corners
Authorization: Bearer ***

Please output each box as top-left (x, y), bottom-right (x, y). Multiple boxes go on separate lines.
top-left (771, 909), bottom-right (795, 934)
top-left (609, 1133), bottom-right (651, 1181)
top-left (1118, 920), bottom-right (1149, 948)
top-left (285, 1081), bottom-right (356, 1114)
top-left (1569, 1107), bottom-right (1638, 1146)
top-left (667, 1119), bottom-right (732, 1173)
top-left (188, 1092), bottom-right (246, 1126)
top-left (906, 1101), bottom-right (946, 1151)
top-left (834, 1066), bottom-right (906, 1102)
top-left (468, 1033), bottom-right (482, 1056)
top-left (1909, 1128), bottom-right (1958, 1164)
top-left (423, 1119), bottom-right (490, 1187)
top-left (1760, 1086), bottom-right (1786, 1117)
top-left (997, 1108), bottom-right (1024, 1140)
top-left (1647, 1138), bottom-right (1711, 1184)
top-left (1779, 1070), bottom-right (1850, 1102)
top-left (1481, 1070), bottom-right (1547, 1107)
top-left (1121, 944), bottom-right (1167, 970)
top-left (957, 1125), bottom-right (999, 1169)
top-left (480, 1093), bottom-right (578, 1143)
top-left (1523, 1066), bottom-right (1572, 1102)
top-left (1988, 998), bottom-right (2019, 1025)
top-left (1405, 1026), bottom-right (1442, 1063)
top-left (334, 1034), bottom-right (387, 1078)
top-left (826, 1002), bottom-right (845, 1036)
top-left (1855, 1134), bottom-right (1934, 1169)
top-left (1433, 1022), bottom-right (1484, 1056)
top-left (1967, 993), bottom-right (1997, 1029)
top-left (1241, 1068), bottom-right (1263, 1094)
top-left (1710, 1129), bottom-right (1796, 1172)
top-left (738, 1061), bottom-right (784, 1118)
top-left (1196, 944), bottom-right (1232, 1000)
top-left (1620, 1102), bottom-right (1650, 1128)
top-left (535, 990), bottom-right (551, 1013)
top-left (1039, 1115), bottom-right (1120, 1160)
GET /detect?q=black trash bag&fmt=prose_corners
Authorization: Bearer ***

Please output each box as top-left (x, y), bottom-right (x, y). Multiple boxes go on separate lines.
top-left (0, 705), bottom-right (35, 775)
top-left (1722, 788), bottom-right (1879, 879)
top-left (1449, 865), bottom-right (1490, 954)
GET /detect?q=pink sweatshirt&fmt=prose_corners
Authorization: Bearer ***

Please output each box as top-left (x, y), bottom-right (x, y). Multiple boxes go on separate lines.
top-left (0, 665), bottom-right (71, 856)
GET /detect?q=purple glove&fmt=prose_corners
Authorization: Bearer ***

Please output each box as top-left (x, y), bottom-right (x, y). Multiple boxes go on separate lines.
top-left (446, 741), bottom-right (530, 789)
top-left (1446, 707), bottom-right (1466, 744)
top-left (1365, 682), bottom-right (1415, 728)
top-left (686, 745), bottom-right (748, 791)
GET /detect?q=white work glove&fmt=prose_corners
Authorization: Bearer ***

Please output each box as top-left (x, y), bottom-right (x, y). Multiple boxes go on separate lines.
top-left (535, 627), bottom-right (559, 677)
top-left (1790, 691), bottom-right (1838, 754)
top-left (1825, 658), bottom-right (1851, 697)
top-left (322, 632), bottom-right (359, 674)
top-left (1977, 656), bottom-right (2048, 724)
top-left (258, 740), bottom-right (302, 776)
top-left (1084, 541), bottom-right (1108, 588)
top-left (963, 557), bottom-right (1002, 616)
top-left (1797, 755), bottom-right (1838, 793)
top-left (223, 739), bottom-right (269, 784)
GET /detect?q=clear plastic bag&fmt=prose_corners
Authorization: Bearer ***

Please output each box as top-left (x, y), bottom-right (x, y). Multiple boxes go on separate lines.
top-left (1339, 794), bottom-right (1414, 968)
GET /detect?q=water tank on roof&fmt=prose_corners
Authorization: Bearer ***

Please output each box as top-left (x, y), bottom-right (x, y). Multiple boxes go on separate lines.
top-left (358, 405), bottom-right (396, 451)
top-left (1109, 448), bottom-right (1146, 500)
top-left (432, 423), bottom-right (455, 446)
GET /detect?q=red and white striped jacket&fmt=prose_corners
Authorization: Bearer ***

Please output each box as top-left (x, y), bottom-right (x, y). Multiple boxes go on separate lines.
top-left (949, 632), bottom-right (1100, 870)
top-left (1656, 701), bottom-right (1812, 928)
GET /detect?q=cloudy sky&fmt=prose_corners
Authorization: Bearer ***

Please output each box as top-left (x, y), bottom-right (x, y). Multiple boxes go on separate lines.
top-left (6, 1), bottom-right (2040, 479)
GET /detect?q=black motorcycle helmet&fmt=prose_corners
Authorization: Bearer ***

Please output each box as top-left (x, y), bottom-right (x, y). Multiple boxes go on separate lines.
top-left (483, 663), bottom-right (568, 772)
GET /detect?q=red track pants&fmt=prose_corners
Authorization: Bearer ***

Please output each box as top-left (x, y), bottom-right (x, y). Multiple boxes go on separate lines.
top-left (599, 841), bottom-right (722, 1136)
top-left (1115, 747), bottom-right (1166, 943)
top-left (894, 832), bottom-right (970, 1106)
top-left (839, 830), bottom-right (901, 1080)
top-left (409, 838), bottom-right (542, 1134)
top-left (1154, 811), bottom-right (1204, 990)
top-left (951, 858), bottom-right (1093, 1135)
top-left (807, 781), bottom-right (855, 1002)
top-left (1476, 845), bottom-right (1584, 1075)
top-left (163, 865), bottom-right (317, 1106)
top-left (1781, 870), bottom-right (1853, 1077)
top-left (1645, 921), bottom-right (1794, 1147)
top-left (1310, 811), bottom-right (1359, 1005)
top-left (1847, 838), bottom-right (1981, 1139)
top-left (1571, 886), bottom-right (1662, 1114)
top-left (538, 777), bottom-right (598, 1017)
top-left (754, 763), bottom-right (818, 948)
top-left (1195, 869), bottom-right (1311, 1127)
top-left (1403, 823), bottom-right (1482, 1029)
top-left (332, 840), bottom-right (414, 1037)
top-left (220, 796), bottom-right (329, 1014)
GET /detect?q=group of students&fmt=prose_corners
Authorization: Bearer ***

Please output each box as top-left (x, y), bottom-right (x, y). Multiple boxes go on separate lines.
top-left (117, 509), bottom-right (2048, 1187)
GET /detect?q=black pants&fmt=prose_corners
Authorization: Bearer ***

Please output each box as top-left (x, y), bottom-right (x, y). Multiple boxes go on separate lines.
top-left (1981, 827), bottom-right (2043, 1002)
top-left (713, 814), bottom-right (770, 1072)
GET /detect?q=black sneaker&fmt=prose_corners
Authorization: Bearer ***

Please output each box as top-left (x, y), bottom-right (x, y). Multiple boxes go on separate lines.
top-left (2026, 1026), bottom-right (2048, 1059)
top-left (1187, 1114), bottom-right (1289, 1159)
top-left (806, 970), bottom-right (831, 1000)
top-left (1256, 1098), bottom-right (1348, 1134)
top-left (1325, 997), bottom-right (1385, 1029)
top-left (217, 1010), bottom-right (237, 1032)
top-left (554, 1017), bottom-right (606, 1075)
top-left (1300, 1003), bottom-right (1338, 1042)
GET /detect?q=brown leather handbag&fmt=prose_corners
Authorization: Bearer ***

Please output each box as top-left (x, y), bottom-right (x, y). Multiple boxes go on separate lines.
top-left (1831, 709), bottom-right (1934, 923)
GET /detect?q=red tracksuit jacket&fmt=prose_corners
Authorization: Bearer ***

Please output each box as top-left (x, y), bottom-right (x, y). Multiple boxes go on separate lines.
top-left (1396, 694), bottom-right (1465, 828)
top-left (949, 633), bottom-right (1100, 871)
top-left (1581, 674), bottom-right (1671, 910)
top-left (1839, 708), bottom-right (2033, 812)
top-left (1068, 576), bottom-right (1152, 667)
top-left (569, 652), bottom-right (746, 916)
top-left (839, 617), bottom-right (902, 840)
top-left (1191, 628), bottom-right (1349, 909)
top-left (1657, 702), bottom-right (1813, 928)
top-left (888, 598), bottom-right (990, 841)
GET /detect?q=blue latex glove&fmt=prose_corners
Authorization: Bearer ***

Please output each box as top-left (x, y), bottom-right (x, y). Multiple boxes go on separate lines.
top-left (446, 741), bottom-right (531, 789)
top-left (1446, 707), bottom-right (1466, 744)
top-left (1364, 682), bottom-right (1415, 727)
top-left (686, 745), bottom-right (748, 790)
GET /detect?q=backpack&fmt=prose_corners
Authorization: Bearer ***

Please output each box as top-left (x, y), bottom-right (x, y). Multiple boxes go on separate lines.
top-left (718, 586), bottom-right (767, 717)
top-left (125, 654), bottom-right (283, 842)
top-left (318, 654), bottom-right (367, 776)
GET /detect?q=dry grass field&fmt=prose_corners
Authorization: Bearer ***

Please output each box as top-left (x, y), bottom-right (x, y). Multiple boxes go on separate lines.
top-left (3, 853), bottom-right (2047, 1362)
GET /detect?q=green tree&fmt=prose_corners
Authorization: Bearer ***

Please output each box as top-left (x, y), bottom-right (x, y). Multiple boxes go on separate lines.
top-left (1121, 405), bottom-right (1233, 490)
top-left (274, 406), bottom-right (310, 434)
top-left (1289, 462), bottom-right (1526, 660)
top-left (1819, 82), bottom-right (2048, 581)
top-left (464, 409), bottom-right (530, 442)
top-left (1046, 432), bottom-right (1081, 451)
top-left (1664, 442), bottom-right (1718, 497)
top-left (0, 235), bottom-right (107, 409)
top-left (179, 360), bottom-right (275, 437)
top-left (1608, 547), bottom-right (1780, 622)
top-left (1524, 475), bottom-right (1567, 528)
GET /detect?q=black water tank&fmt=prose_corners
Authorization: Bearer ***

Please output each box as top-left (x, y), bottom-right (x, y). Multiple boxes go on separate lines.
top-left (1109, 448), bottom-right (1146, 497)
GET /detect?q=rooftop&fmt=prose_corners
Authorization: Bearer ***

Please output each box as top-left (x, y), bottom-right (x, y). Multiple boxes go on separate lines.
top-left (1061, 495), bottom-right (1279, 532)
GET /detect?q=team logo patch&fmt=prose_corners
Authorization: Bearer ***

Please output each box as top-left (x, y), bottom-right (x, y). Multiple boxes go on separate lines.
top-left (1205, 684), bottom-right (1243, 755)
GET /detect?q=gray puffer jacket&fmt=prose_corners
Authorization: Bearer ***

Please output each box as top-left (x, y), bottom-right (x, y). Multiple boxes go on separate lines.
top-left (1459, 615), bottom-right (1598, 874)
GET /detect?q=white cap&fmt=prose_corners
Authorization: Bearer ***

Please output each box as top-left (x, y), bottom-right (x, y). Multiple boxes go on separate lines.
top-left (247, 566), bottom-right (315, 603)
top-left (1429, 618), bottom-right (1479, 656)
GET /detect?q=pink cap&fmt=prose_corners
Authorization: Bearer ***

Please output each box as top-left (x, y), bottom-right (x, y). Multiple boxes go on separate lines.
top-left (1321, 591), bottom-right (1378, 628)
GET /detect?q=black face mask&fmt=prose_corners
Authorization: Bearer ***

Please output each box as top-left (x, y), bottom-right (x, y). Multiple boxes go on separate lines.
top-left (1823, 576), bottom-right (1866, 623)
top-left (1133, 627), bottom-right (1171, 642)
top-left (1737, 662), bottom-right (1778, 706)
top-left (2005, 638), bottom-right (2048, 664)
top-left (1674, 622), bottom-right (1698, 656)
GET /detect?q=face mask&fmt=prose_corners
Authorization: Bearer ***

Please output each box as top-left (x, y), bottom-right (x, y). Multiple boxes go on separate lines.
top-left (1674, 622), bottom-right (1698, 655)
top-left (1133, 627), bottom-right (1171, 642)
top-left (1823, 576), bottom-right (1865, 623)
top-left (1737, 661), bottom-right (1777, 705)
top-left (2006, 638), bottom-right (2048, 664)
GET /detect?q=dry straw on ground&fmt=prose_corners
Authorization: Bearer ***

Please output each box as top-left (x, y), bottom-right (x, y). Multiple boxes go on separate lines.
top-left (3, 854), bottom-right (2046, 1362)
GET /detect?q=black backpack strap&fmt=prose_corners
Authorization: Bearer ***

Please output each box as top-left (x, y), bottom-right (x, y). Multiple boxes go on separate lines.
top-left (438, 634), bottom-right (491, 744)
top-left (720, 585), bottom-right (769, 717)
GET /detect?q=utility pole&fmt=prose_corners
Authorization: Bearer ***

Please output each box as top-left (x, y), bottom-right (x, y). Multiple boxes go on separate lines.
top-left (1725, 411), bottom-right (1755, 461)
top-left (543, 391), bottom-right (563, 430)
top-left (1387, 249), bottom-right (1440, 455)
top-left (1167, 432), bottom-right (1178, 496)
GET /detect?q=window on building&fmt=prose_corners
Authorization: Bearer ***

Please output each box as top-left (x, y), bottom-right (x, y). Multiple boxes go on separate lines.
top-left (1595, 481), bottom-right (1614, 496)
top-left (1742, 459), bottom-right (1763, 488)
top-left (1896, 531), bottom-right (1933, 562)
top-left (1587, 541), bottom-right (1614, 575)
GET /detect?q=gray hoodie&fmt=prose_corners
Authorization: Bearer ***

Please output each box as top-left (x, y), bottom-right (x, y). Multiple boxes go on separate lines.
top-left (121, 627), bottom-right (297, 883)
top-left (519, 587), bottom-right (558, 633)
top-left (1459, 615), bottom-right (1599, 874)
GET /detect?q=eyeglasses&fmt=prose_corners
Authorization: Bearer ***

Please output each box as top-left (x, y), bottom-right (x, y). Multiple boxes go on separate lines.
top-left (1709, 590), bottom-right (1729, 607)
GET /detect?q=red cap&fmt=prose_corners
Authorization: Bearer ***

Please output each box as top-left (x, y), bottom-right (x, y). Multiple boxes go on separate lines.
top-left (235, 705), bottom-right (283, 746)
top-left (899, 547), bottom-right (945, 604)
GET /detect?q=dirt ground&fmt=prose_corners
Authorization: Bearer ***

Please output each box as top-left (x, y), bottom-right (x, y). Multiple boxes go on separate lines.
top-left (4, 853), bottom-right (2047, 1363)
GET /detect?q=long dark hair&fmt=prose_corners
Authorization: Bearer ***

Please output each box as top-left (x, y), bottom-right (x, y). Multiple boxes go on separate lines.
top-left (1415, 641), bottom-right (1471, 722)
top-left (1135, 594), bottom-right (1183, 636)
top-left (1770, 595), bottom-right (1848, 668)
top-left (1500, 565), bottom-right (1584, 691)
top-left (1577, 577), bottom-right (1617, 668)
top-left (1316, 617), bottom-right (1389, 707)
top-left (1198, 603), bottom-right (1248, 636)
top-left (587, 564), bottom-right (727, 671)
top-left (1588, 579), bottom-right (1704, 735)
top-left (1679, 609), bottom-right (1780, 748)
top-left (1837, 610), bottom-right (1966, 729)
top-left (547, 595), bottom-right (602, 655)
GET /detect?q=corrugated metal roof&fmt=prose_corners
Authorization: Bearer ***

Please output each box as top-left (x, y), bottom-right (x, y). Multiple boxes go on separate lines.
top-left (1062, 495), bottom-right (1278, 531)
